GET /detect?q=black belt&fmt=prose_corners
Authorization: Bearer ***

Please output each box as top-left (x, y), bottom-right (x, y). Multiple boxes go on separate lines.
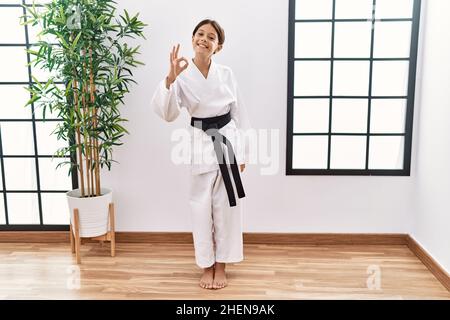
top-left (191, 111), bottom-right (245, 207)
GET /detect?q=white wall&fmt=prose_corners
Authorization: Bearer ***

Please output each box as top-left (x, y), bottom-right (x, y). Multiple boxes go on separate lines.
top-left (100, 0), bottom-right (417, 234)
top-left (411, 0), bottom-right (450, 273)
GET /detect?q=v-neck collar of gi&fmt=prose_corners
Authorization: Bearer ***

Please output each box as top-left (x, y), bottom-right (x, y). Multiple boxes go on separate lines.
top-left (191, 58), bottom-right (216, 81)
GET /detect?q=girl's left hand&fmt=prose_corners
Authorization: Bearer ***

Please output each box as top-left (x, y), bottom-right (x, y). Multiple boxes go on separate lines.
top-left (240, 164), bottom-right (245, 172)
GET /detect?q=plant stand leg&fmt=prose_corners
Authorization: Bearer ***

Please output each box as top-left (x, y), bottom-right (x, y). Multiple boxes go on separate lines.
top-left (109, 203), bottom-right (116, 257)
top-left (74, 208), bottom-right (81, 264)
top-left (69, 223), bottom-right (75, 253)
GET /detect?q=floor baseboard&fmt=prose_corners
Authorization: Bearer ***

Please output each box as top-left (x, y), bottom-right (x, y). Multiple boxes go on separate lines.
top-left (0, 231), bottom-right (408, 245)
top-left (406, 235), bottom-right (450, 291)
top-left (0, 231), bottom-right (69, 243)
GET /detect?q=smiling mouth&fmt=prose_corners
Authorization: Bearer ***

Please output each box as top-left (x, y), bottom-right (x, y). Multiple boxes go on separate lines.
top-left (198, 44), bottom-right (208, 49)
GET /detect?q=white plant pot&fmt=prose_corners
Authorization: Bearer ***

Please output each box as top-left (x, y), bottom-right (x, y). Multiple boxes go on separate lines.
top-left (66, 188), bottom-right (113, 238)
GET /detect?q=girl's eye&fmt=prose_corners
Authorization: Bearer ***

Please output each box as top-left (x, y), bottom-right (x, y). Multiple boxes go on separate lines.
top-left (209, 37), bottom-right (214, 40)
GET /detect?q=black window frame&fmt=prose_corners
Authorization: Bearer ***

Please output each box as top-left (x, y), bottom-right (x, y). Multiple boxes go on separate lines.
top-left (0, 0), bottom-right (76, 231)
top-left (286, 0), bottom-right (422, 176)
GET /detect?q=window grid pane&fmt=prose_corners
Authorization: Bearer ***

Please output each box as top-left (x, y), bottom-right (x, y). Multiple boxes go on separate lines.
top-left (288, 0), bottom-right (420, 175)
top-left (0, 1), bottom-right (71, 229)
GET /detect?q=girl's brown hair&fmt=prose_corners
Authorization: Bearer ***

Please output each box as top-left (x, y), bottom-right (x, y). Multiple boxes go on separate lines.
top-left (192, 19), bottom-right (225, 45)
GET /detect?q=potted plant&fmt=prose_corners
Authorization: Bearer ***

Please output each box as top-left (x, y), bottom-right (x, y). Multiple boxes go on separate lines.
top-left (21, 0), bottom-right (146, 261)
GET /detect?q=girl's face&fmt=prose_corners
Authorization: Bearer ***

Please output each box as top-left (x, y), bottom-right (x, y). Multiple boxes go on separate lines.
top-left (192, 23), bottom-right (222, 58)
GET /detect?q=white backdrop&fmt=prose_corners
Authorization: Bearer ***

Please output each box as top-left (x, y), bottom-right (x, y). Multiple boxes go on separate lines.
top-left (98, 0), bottom-right (449, 272)
top-left (410, 0), bottom-right (450, 273)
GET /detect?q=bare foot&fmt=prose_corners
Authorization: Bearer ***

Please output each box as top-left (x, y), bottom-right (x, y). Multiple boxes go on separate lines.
top-left (199, 266), bottom-right (214, 289)
top-left (213, 262), bottom-right (228, 289)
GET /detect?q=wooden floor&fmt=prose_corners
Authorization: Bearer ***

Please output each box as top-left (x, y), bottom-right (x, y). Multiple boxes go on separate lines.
top-left (0, 242), bottom-right (448, 300)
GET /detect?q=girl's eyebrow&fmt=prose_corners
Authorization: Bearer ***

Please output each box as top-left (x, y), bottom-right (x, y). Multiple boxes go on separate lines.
top-left (198, 29), bottom-right (217, 37)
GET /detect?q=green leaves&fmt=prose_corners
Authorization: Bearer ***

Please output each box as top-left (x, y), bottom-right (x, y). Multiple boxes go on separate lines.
top-left (118, 9), bottom-right (147, 39)
top-left (22, 0), bottom-right (147, 177)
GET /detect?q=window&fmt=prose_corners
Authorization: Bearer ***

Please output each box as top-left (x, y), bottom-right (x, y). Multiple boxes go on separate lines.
top-left (0, 0), bottom-right (73, 231)
top-left (286, 0), bottom-right (421, 175)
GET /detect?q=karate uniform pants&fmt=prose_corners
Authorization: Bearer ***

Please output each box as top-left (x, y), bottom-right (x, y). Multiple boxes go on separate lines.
top-left (189, 167), bottom-right (244, 268)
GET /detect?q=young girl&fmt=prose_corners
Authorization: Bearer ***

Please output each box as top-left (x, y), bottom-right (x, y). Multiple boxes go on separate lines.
top-left (151, 19), bottom-right (251, 290)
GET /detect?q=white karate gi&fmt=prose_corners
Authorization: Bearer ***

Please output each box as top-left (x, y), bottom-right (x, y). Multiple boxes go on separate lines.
top-left (151, 59), bottom-right (251, 268)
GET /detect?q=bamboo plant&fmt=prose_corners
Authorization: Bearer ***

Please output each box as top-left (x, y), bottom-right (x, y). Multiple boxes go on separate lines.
top-left (21, 0), bottom-right (146, 197)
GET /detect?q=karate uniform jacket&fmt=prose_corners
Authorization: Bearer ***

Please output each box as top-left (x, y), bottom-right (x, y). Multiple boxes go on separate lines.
top-left (151, 59), bottom-right (251, 175)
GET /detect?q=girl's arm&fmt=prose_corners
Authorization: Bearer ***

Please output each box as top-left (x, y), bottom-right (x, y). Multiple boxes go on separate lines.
top-left (151, 78), bottom-right (183, 122)
top-left (151, 44), bottom-right (189, 122)
top-left (229, 69), bottom-right (252, 169)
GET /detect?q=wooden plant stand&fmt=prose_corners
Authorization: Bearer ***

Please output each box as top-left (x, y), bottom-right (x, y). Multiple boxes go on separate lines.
top-left (69, 203), bottom-right (116, 264)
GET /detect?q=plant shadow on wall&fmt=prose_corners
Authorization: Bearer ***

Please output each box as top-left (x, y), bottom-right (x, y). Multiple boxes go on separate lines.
top-left (19, 0), bottom-right (147, 255)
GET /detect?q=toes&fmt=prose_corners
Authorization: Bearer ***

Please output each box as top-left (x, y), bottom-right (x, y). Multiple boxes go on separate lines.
top-left (212, 281), bottom-right (226, 289)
